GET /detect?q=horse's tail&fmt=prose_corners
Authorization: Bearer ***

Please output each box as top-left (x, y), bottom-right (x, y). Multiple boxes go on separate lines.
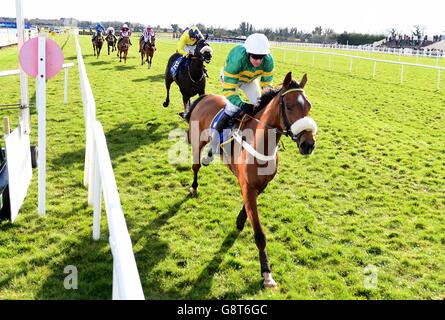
top-left (185, 94), bottom-right (208, 123)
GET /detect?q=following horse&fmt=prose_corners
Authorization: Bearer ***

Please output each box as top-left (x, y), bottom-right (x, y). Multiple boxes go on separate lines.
top-left (163, 38), bottom-right (213, 118)
top-left (106, 32), bottom-right (117, 55)
top-left (92, 32), bottom-right (104, 59)
top-left (117, 36), bottom-right (130, 63)
top-left (140, 35), bottom-right (155, 69)
top-left (185, 72), bottom-right (318, 288)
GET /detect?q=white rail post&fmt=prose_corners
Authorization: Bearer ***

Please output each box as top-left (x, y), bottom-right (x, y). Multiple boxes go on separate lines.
top-left (92, 140), bottom-right (101, 241)
top-left (37, 36), bottom-right (46, 216)
top-left (349, 58), bottom-right (353, 74)
top-left (64, 66), bottom-right (69, 105)
top-left (16, 0), bottom-right (30, 134)
top-left (112, 260), bottom-right (119, 300)
top-left (373, 61), bottom-right (377, 79)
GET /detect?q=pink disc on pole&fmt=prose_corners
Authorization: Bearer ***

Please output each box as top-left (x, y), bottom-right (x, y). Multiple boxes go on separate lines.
top-left (19, 37), bottom-right (64, 80)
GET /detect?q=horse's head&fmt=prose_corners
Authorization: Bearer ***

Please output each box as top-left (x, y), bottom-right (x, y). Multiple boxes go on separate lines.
top-left (193, 39), bottom-right (213, 63)
top-left (280, 72), bottom-right (317, 155)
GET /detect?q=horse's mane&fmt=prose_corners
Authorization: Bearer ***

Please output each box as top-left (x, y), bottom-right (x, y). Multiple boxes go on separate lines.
top-left (253, 79), bottom-right (300, 116)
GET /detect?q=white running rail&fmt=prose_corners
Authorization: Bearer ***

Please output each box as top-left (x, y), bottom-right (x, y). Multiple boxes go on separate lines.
top-left (74, 29), bottom-right (144, 300)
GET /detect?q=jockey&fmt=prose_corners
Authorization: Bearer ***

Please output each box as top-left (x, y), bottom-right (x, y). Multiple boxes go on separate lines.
top-left (92, 22), bottom-right (105, 42)
top-left (202, 33), bottom-right (274, 166)
top-left (118, 23), bottom-right (132, 46)
top-left (176, 26), bottom-right (204, 56)
top-left (106, 26), bottom-right (117, 42)
top-left (171, 26), bottom-right (204, 79)
top-left (139, 25), bottom-right (156, 52)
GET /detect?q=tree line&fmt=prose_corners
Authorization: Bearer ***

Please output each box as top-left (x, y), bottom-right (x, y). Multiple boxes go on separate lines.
top-left (0, 16), bottom-right (386, 45)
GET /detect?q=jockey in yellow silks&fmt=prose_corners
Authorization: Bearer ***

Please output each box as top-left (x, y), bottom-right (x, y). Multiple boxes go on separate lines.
top-left (170, 26), bottom-right (205, 79)
top-left (176, 26), bottom-right (204, 56)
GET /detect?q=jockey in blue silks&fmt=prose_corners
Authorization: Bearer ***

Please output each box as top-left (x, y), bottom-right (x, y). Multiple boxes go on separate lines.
top-left (92, 23), bottom-right (105, 42)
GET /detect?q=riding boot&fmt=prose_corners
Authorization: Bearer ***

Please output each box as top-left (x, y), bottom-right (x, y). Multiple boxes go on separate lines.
top-left (202, 112), bottom-right (232, 166)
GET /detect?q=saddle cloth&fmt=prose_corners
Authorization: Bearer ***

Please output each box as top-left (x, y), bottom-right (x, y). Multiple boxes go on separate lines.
top-left (170, 56), bottom-right (191, 78)
top-left (210, 109), bottom-right (239, 145)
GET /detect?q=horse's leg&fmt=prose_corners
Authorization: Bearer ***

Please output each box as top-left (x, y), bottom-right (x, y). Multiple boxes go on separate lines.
top-left (237, 183), bottom-right (267, 232)
top-left (236, 206), bottom-right (247, 231)
top-left (141, 51), bottom-right (144, 65)
top-left (163, 74), bottom-right (173, 108)
top-left (241, 183), bottom-right (277, 289)
top-left (190, 131), bottom-right (207, 194)
top-left (182, 96), bottom-right (190, 114)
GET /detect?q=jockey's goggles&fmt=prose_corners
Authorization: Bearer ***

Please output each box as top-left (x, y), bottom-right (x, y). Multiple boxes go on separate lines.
top-left (249, 53), bottom-right (266, 61)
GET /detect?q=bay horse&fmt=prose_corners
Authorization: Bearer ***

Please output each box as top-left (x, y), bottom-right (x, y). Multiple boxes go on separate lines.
top-left (106, 33), bottom-right (117, 55)
top-left (163, 38), bottom-right (213, 117)
top-left (92, 32), bottom-right (104, 59)
top-left (117, 36), bottom-right (130, 63)
top-left (140, 36), bottom-right (155, 69)
top-left (186, 72), bottom-right (318, 289)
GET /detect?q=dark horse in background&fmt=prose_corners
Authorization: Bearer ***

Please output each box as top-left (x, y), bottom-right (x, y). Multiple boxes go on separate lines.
top-left (185, 72), bottom-right (318, 289)
top-left (163, 38), bottom-right (213, 118)
top-left (117, 36), bottom-right (130, 63)
top-left (106, 32), bottom-right (117, 55)
top-left (92, 32), bottom-right (104, 59)
top-left (140, 35), bottom-right (155, 69)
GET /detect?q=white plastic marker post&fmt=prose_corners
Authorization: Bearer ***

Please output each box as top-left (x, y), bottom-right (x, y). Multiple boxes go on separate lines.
top-left (16, 0), bottom-right (29, 134)
top-left (19, 36), bottom-right (64, 217)
top-left (37, 36), bottom-right (46, 216)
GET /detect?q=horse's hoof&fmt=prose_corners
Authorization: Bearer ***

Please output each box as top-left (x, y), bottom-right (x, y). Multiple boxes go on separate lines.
top-left (189, 187), bottom-right (197, 195)
top-left (263, 273), bottom-right (278, 289)
top-left (163, 102), bottom-right (168, 108)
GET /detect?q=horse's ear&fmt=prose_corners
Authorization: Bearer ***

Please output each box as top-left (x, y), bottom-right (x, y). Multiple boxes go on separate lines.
top-left (204, 34), bottom-right (209, 40)
top-left (300, 73), bottom-right (308, 88)
top-left (283, 72), bottom-right (292, 87)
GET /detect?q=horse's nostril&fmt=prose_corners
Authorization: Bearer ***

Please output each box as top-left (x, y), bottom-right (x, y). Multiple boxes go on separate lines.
top-left (299, 141), bottom-right (315, 154)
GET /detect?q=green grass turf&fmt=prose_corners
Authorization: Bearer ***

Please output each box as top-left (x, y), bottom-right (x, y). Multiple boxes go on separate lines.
top-left (0, 34), bottom-right (444, 299)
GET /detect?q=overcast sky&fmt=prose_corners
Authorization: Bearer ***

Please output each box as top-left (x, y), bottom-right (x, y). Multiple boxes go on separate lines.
top-left (3, 0), bottom-right (445, 35)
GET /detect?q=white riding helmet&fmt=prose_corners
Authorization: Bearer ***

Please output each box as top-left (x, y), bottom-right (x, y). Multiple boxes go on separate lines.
top-left (122, 24), bottom-right (128, 29)
top-left (244, 33), bottom-right (270, 55)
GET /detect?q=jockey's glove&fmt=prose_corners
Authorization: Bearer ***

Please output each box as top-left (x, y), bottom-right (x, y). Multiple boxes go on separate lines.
top-left (242, 103), bottom-right (255, 115)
